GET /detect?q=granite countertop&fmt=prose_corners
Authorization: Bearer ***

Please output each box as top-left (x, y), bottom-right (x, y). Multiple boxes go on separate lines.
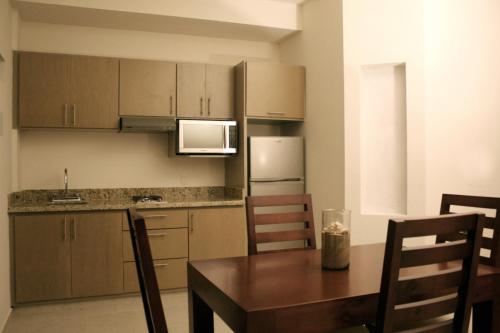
top-left (8, 187), bottom-right (244, 214)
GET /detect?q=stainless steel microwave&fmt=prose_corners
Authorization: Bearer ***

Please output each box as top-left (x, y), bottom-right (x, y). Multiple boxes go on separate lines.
top-left (176, 119), bottom-right (238, 155)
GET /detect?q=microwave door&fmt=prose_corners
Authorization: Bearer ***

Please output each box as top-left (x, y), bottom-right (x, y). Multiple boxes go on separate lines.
top-left (179, 122), bottom-right (225, 154)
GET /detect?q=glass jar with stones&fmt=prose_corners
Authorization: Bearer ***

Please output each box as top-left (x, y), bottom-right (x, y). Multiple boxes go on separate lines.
top-left (321, 208), bottom-right (351, 270)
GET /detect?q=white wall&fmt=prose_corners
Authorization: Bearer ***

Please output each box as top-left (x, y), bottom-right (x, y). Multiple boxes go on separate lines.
top-left (344, 0), bottom-right (500, 246)
top-left (0, 1), bottom-right (15, 329)
top-left (423, 0), bottom-right (500, 213)
top-left (17, 21), bottom-right (280, 190)
top-left (343, 0), bottom-right (426, 245)
top-left (279, 0), bottom-right (345, 246)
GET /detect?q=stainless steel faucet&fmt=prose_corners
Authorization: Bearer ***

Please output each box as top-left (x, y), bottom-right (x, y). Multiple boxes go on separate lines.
top-left (64, 168), bottom-right (68, 193)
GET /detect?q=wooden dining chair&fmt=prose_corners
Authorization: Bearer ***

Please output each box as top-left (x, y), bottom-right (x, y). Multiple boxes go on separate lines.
top-left (245, 194), bottom-right (316, 255)
top-left (372, 213), bottom-right (484, 333)
top-left (437, 194), bottom-right (500, 333)
top-left (127, 208), bottom-right (168, 333)
top-left (438, 193), bottom-right (500, 267)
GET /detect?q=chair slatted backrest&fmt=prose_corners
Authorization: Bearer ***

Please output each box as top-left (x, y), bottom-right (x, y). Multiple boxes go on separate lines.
top-left (438, 194), bottom-right (500, 267)
top-left (376, 213), bottom-right (484, 333)
top-left (127, 208), bottom-right (168, 333)
top-left (245, 194), bottom-right (316, 255)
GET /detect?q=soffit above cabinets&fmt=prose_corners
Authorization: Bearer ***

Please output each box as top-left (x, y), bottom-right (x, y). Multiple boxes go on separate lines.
top-left (12, 0), bottom-right (303, 42)
top-left (267, 0), bottom-right (308, 4)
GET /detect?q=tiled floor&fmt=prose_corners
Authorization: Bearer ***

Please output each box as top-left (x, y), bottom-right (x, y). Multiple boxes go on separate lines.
top-left (11, 290), bottom-right (472, 333)
top-left (2, 291), bottom-right (474, 333)
top-left (2, 289), bottom-right (371, 333)
top-left (2, 289), bottom-right (475, 333)
top-left (3, 290), bottom-right (232, 333)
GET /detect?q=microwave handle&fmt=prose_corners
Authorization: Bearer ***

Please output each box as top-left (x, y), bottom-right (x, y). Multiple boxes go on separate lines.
top-left (223, 125), bottom-right (228, 149)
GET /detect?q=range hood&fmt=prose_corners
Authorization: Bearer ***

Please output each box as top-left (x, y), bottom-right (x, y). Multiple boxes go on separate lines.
top-left (120, 117), bottom-right (176, 133)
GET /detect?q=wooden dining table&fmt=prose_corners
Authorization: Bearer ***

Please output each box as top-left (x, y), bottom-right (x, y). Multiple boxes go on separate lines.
top-left (188, 243), bottom-right (500, 333)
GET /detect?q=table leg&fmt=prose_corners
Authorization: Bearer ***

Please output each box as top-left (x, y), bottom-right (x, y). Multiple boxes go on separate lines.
top-left (473, 299), bottom-right (500, 333)
top-left (189, 288), bottom-right (214, 333)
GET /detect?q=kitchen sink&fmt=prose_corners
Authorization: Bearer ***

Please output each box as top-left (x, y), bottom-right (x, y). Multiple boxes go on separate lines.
top-left (50, 194), bottom-right (86, 204)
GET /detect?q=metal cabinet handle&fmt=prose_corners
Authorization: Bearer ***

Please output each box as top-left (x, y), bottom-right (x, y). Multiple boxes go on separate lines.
top-left (71, 218), bottom-right (77, 241)
top-left (207, 97), bottom-right (211, 116)
top-left (267, 112), bottom-right (285, 115)
top-left (148, 233), bottom-right (167, 237)
top-left (200, 97), bottom-right (203, 116)
top-left (170, 96), bottom-right (173, 115)
top-left (144, 215), bottom-right (168, 219)
top-left (189, 213), bottom-right (194, 232)
top-left (63, 216), bottom-right (68, 241)
top-left (72, 104), bottom-right (77, 127)
top-left (154, 263), bottom-right (169, 268)
top-left (223, 125), bottom-right (228, 149)
top-left (63, 104), bottom-right (69, 126)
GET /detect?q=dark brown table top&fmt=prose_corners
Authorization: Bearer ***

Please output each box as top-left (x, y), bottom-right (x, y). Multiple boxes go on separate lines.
top-left (189, 243), bottom-right (500, 312)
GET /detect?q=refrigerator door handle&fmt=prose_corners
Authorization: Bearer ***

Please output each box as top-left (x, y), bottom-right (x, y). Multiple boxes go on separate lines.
top-left (250, 178), bottom-right (303, 182)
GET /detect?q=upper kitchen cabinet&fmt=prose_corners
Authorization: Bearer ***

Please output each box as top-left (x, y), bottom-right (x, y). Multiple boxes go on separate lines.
top-left (18, 52), bottom-right (119, 129)
top-left (206, 64), bottom-right (235, 119)
top-left (18, 52), bottom-right (71, 128)
top-left (69, 55), bottom-right (119, 129)
top-left (119, 59), bottom-right (176, 117)
top-left (176, 63), bottom-right (205, 119)
top-left (245, 62), bottom-right (305, 120)
top-left (177, 63), bottom-right (234, 119)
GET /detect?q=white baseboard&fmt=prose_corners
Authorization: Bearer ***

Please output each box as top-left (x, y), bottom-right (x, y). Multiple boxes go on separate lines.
top-left (0, 308), bottom-right (12, 333)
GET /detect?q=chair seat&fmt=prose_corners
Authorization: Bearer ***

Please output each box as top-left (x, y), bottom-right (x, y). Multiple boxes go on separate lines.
top-left (365, 315), bottom-right (454, 333)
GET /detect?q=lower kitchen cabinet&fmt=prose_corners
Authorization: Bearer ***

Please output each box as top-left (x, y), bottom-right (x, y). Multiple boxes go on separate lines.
top-left (188, 207), bottom-right (247, 260)
top-left (14, 214), bottom-right (72, 303)
top-left (13, 205), bottom-right (245, 304)
top-left (121, 208), bottom-right (189, 293)
top-left (122, 228), bottom-right (188, 261)
top-left (13, 212), bottom-right (123, 303)
top-left (123, 258), bottom-right (188, 293)
top-left (70, 212), bottom-right (123, 297)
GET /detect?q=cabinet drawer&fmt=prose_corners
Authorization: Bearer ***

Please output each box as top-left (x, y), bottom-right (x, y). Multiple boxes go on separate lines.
top-left (123, 228), bottom-right (188, 261)
top-left (123, 258), bottom-right (187, 293)
top-left (123, 209), bottom-right (188, 230)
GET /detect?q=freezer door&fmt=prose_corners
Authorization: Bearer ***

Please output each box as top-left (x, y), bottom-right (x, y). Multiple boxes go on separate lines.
top-left (249, 180), bottom-right (305, 196)
top-left (249, 136), bottom-right (304, 181)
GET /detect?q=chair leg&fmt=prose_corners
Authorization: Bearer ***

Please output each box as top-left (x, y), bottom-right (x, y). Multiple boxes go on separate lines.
top-left (472, 299), bottom-right (500, 333)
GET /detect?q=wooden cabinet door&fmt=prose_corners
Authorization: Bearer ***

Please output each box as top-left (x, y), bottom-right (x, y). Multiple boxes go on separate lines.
top-left (70, 212), bottom-right (123, 297)
top-left (19, 52), bottom-right (71, 128)
top-left (69, 55), bottom-right (119, 129)
top-left (123, 258), bottom-right (187, 293)
top-left (205, 64), bottom-right (234, 119)
top-left (123, 228), bottom-right (188, 261)
top-left (119, 59), bottom-right (176, 117)
top-left (188, 207), bottom-right (247, 260)
top-left (246, 62), bottom-right (305, 119)
top-left (177, 63), bottom-right (206, 118)
top-left (14, 214), bottom-right (71, 303)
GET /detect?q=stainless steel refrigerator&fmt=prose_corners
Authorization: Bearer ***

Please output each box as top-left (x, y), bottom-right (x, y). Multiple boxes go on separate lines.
top-left (249, 136), bottom-right (304, 196)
